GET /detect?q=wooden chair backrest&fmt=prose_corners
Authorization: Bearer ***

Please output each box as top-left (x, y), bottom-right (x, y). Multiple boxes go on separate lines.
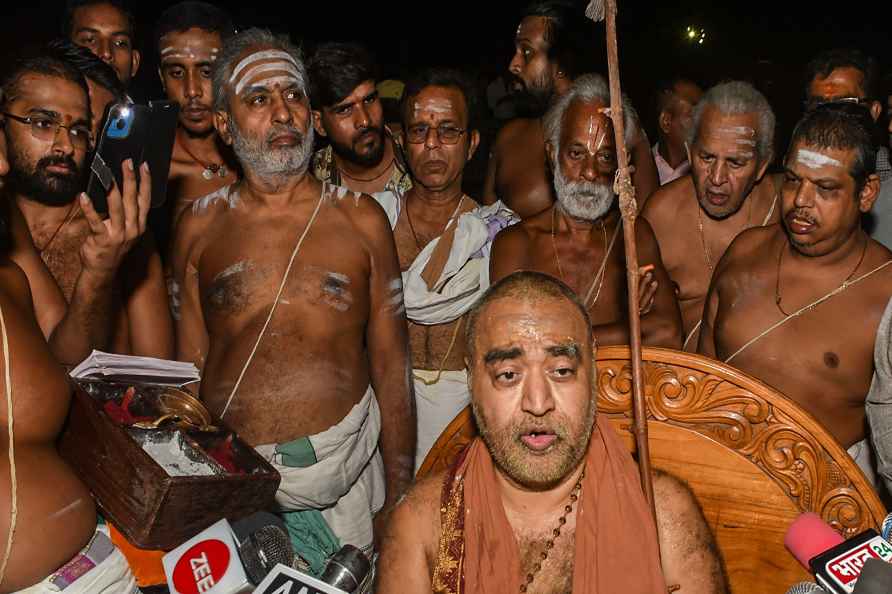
top-left (416, 346), bottom-right (887, 593)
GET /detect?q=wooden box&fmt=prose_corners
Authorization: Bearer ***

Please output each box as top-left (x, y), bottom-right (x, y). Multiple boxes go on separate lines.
top-left (60, 380), bottom-right (280, 550)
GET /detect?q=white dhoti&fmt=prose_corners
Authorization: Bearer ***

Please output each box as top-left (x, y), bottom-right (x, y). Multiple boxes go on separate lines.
top-left (413, 369), bottom-right (471, 473)
top-left (13, 526), bottom-right (137, 594)
top-left (255, 386), bottom-right (385, 555)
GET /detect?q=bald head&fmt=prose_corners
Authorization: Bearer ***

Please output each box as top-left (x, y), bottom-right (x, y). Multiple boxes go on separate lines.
top-left (465, 271), bottom-right (593, 363)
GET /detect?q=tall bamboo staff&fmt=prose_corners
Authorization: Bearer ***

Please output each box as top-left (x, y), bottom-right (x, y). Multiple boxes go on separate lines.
top-left (586, 0), bottom-right (656, 513)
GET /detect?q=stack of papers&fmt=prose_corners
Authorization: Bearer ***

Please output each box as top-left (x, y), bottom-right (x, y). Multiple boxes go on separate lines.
top-left (70, 350), bottom-right (200, 386)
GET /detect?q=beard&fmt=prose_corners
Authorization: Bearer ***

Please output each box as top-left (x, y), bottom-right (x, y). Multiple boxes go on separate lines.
top-left (472, 392), bottom-right (596, 490)
top-left (7, 144), bottom-right (83, 207)
top-left (230, 117), bottom-right (314, 179)
top-left (509, 73), bottom-right (554, 117)
top-left (554, 165), bottom-right (615, 221)
top-left (330, 125), bottom-right (385, 168)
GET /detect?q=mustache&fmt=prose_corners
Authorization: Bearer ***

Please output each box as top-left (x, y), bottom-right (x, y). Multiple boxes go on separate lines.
top-left (564, 180), bottom-right (611, 196)
top-left (38, 155), bottom-right (79, 176)
top-left (787, 209), bottom-right (817, 224)
top-left (265, 124), bottom-right (305, 144)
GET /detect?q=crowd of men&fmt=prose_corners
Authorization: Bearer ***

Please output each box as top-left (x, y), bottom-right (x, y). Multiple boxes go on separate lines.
top-left (1, 0), bottom-right (891, 592)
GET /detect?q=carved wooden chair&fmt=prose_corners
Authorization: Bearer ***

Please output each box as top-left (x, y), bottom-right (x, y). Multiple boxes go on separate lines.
top-left (417, 346), bottom-right (887, 593)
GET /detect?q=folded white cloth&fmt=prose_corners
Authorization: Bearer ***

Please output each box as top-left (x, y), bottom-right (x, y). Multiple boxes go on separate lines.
top-left (414, 369), bottom-right (471, 473)
top-left (255, 386), bottom-right (385, 553)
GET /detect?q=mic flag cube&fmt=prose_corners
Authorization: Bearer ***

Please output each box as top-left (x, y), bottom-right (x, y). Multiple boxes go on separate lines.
top-left (253, 564), bottom-right (349, 594)
top-left (163, 519), bottom-right (252, 594)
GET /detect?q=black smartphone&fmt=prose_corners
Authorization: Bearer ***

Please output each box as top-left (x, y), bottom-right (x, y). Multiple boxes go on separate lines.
top-left (86, 100), bottom-right (179, 214)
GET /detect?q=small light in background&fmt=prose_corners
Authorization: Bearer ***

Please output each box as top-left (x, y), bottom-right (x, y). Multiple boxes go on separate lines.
top-left (685, 25), bottom-right (707, 46)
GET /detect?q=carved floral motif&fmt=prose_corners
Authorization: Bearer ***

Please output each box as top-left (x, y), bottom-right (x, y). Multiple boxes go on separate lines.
top-left (596, 355), bottom-right (880, 537)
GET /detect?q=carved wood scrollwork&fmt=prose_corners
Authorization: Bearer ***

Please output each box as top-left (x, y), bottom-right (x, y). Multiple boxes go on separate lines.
top-left (597, 355), bottom-right (877, 537)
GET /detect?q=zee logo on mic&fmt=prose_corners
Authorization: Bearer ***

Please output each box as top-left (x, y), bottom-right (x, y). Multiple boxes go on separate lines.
top-left (171, 539), bottom-right (232, 594)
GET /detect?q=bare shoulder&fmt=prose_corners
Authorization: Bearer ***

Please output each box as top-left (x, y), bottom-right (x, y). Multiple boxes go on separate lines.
top-left (642, 176), bottom-right (694, 223)
top-left (379, 470), bottom-right (444, 580)
top-left (0, 258), bottom-right (34, 313)
top-left (173, 185), bottom-right (233, 248)
top-left (654, 470), bottom-right (729, 594)
top-left (494, 118), bottom-right (538, 150)
top-left (391, 470), bottom-right (444, 533)
top-left (326, 187), bottom-right (395, 247)
top-left (718, 224), bottom-right (780, 273)
top-left (653, 470), bottom-right (705, 520)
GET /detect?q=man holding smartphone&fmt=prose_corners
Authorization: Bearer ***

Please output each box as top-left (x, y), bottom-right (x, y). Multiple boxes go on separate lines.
top-left (1, 54), bottom-right (172, 365)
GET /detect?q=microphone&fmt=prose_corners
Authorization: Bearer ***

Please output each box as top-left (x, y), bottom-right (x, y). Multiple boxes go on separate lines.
top-left (231, 512), bottom-right (294, 584)
top-left (881, 512), bottom-right (892, 542)
top-left (786, 583), bottom-right (828, 593)
top-left (785, 512), bottom-right (892, 593)
top-left (852, 558), bottom-right (892, 593)
top-left (254, 546), bottom-right (373, 594)
top-left (162, 514), bottom-right (295, 593)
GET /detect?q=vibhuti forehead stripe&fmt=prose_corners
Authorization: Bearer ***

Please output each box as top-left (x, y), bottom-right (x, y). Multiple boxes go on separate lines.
top-left (229, 49), bottom-right (298, 83)
top-left (234, 61), bottom-right (304, 95)
top-left (797, 148), bottom-right (842, 169)
top-left (161, 46), bottom-right (219, 62)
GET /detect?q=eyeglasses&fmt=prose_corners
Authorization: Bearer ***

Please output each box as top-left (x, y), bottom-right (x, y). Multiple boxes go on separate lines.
top-left (1, 112), bottom-right (93, 150)
top-left (803, 96), bottom-right (869, 111)
top-left (405, 123), bottom-right (467, 145)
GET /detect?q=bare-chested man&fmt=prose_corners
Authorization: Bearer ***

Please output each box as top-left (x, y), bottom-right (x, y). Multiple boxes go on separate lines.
top-left (171, 29), bottom-right (414, 565)
top-left (643, 81), bottom-right (781, 350)
top-left (652, 77), bottom-right (703, 186)
top-left (308, 43), bottom-right (411, 198)
top-left (1, 94), bottom-right (149, 594)
top-left (376, 68), bottom-right (517, 469)
top-left (698, 104), bottom-right (892, 487)
top-left (378, 271), bottom-right (727, 594)
top-left (491, 74), bottom-right (682, 349)
top-left (1, 56), bottom-right (171, 364)
top-left (156, 1), bottom-right (238, 225)
top-left (66, 0), bottom-right (140, 88)
top-left (482, 0), bottom-right (658, 219)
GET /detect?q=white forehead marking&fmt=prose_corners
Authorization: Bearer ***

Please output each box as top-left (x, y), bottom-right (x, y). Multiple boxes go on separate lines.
top-left (161, 46), bottom-right (176, 55)
top-left (413, 99), bottom-right (452, 116)
top-left (161, 45), bottom-right (218, 62)
top-left (230, 49), bottom-right (298, 83)
top-left (718, 126), bottom-right (755, 136)
top-left (797, 149), bottom-right (842, 169)
top-left (235, 61), bottom-right (303, 95)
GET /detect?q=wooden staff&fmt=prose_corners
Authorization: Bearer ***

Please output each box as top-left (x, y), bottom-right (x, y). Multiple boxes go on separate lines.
top-left (586, 0), bottom-right (656, 513)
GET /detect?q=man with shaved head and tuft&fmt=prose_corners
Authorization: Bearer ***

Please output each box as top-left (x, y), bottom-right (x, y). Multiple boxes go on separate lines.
top-left (170, 28), bottom-right (415, 572)
top-left (378, 271), bottom-right (726, 593)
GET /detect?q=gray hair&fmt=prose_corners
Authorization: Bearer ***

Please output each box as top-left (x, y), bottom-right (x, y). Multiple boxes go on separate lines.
top-left (543, 73), bottom-right (637, 156)
top-left (211, 27), bottom-right (308, 113)
top-left (688, 81), bottom-right (775, 161)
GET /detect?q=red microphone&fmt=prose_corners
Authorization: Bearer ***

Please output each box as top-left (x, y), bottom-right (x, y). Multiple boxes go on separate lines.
top-left (785, 513), bottom-right (892, 593)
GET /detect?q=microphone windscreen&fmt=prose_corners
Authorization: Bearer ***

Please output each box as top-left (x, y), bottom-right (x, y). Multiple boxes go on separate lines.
top-left (785, 512), bottom-right (845, 569)
top-left (881, 512), bottom-right (892, 542)
top-left (321, 544), bottom-right (371, 592)
top-left (852, 558), bottom-right (892, 594)
top-left (785, 582), bottom-right (827, 593)
top-left (231, 512), bottom-right (294, 585)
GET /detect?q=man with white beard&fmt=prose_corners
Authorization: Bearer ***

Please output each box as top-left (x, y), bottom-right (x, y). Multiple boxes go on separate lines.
top-left (170, 28), bottom-right (414, 573)
top-left (491, 74), bottom-right (682, 348)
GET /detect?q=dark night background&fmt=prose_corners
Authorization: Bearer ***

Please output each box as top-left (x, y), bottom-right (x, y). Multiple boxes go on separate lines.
top-left (1, 0), bottom-right (889, 189)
